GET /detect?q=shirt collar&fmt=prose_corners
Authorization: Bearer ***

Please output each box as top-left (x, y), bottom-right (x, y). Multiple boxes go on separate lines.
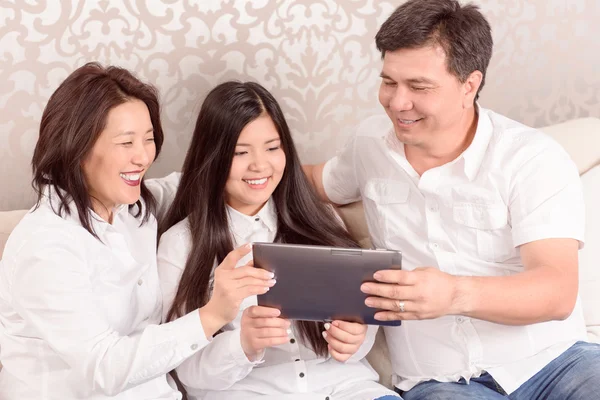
top-left (461, 104), bottom-right (494, 181)
top-left (384, 103), bottom-right (493, 181)
top-left (43, 185), bottom-right (131, 235)
top-left (226, 198), bottom-right (278, 239)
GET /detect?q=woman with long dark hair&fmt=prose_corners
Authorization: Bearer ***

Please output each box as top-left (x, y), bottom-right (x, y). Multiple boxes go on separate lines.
top-left (0, 64), bottom-right (274, 399)
top-left (157, 81), bottom-right (400, 400)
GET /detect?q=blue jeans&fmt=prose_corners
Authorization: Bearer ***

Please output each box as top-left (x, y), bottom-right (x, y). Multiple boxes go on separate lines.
top-left (397, 341), bottom-right (600, 400)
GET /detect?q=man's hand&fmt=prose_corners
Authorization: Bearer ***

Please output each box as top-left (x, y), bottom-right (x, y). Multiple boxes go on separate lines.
top-left (361, 267), bottom-right (459, 321)
top-left (322, 320), bottom-right (367, 362)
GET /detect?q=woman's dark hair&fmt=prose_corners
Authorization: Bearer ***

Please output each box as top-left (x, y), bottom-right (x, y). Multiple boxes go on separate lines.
top-left (375, 0), bottom-right (493, 101)
top-left (31, 62), bottom-right (164, 237)
top-left (160, 81), bottom-right (358, 358)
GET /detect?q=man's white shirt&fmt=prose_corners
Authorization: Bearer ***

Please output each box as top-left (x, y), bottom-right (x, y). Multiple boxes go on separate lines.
top-left (323, 106), bottom-right (588, 394)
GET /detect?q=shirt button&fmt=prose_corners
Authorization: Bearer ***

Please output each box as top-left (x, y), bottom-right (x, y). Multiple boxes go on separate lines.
top-left (295, 358), bottom-right (300, 362)
top-left (191, 343), bottom-right (198, 350)
top-left (290, 338), bottom-right (296, 344)
top-left (299, 372), bottom-right (305, 378)
top-left (457, 317), bottom-right (464, 323)
top-left (431, 243), bottom-right (439, 249)
top-left (429, 206), bottom-right (438, 212)
top-left (254, 217), bottom-right (260, 221)
top-left (326, 397), bottom-right (330, 400)
top-left (137, 279), bottom-right (143, 286)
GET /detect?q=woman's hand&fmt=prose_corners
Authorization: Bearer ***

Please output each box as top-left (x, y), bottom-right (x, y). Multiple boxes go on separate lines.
top-left (240, 305), bottom-right (291, 361)
top-left (200, 244), bottom-right (276, 337)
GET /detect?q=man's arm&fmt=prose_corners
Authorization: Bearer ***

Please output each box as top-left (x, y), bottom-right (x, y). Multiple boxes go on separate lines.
top-left (362, 237), bottom-right (579, 325)
top-left (454, 238), bottom-right (579, 324)
top-left (303, 163), bottom-right (330, 203)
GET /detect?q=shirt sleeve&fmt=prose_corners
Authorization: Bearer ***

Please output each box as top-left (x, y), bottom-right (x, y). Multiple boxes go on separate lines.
top-left (145, 172), bottom-right (181, 220)
top-left (346, 324), bottom-right (379, 363)
top-left (157, 225), bottom-right (263, 391)
top-left (10, 229), bottom-right (210, 397)
top-left (176, 328), bottom-right (263, 390)
top-left (323, 132), bottom-right (361, 205)
top-left (509, 139), bottom-right (585, 248)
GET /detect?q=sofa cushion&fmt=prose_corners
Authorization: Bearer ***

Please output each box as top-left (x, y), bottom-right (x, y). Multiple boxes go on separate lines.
top-left (0, 210), bottom-right (29, 260)
top-left (542, 117), bottom-right (600, 175)
top-left (580, 164), bottom-right (600, 343)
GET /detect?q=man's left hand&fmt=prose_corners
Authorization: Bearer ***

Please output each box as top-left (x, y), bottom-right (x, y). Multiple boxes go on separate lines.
top-left (361, 267), bottom-right (459, 321)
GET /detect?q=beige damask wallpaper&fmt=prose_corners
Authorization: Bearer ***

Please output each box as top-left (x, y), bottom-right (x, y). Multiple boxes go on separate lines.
top-left (1, 0), bottom-right (599, 210)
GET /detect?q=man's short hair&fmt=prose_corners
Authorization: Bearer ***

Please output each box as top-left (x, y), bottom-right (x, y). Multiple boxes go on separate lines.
top-left (375, 0), bottom-right (493, 101)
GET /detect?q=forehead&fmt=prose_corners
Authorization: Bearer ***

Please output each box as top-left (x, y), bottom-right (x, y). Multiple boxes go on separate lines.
top-left (98, 99), bottom-right (151, 138)
top-left (381, 45), bottom-right (450, 79)
top-left (237, 114), bottom-right (280, 143)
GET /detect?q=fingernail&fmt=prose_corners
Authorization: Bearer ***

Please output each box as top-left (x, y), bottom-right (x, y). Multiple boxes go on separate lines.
top-left (268, 272), bottom-right (275, 278)
top-left (365, 298), bottom-right (375, 307)
top-left (374, 272), bottom-right (382, 280)
top-left (263, 287), bottom-right (270, 292)
top-left (324, 323), bottom-right (331, 330)
top-left (332, 321), bottom-right (339, 327)
top-left (361, 284), bottom-right (371, 293)
top-left (245, 243), bottom-right (252, 249)
top-left (268, 279), bottom-right (277, 285)
top-left (322, 331), bottom-right (328, 339)
top-left (286, 328), bottom-right (292, 335)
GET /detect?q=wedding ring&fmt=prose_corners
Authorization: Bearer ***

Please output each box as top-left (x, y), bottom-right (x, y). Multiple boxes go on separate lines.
top-left (398, 301), bottom-right (405, 313)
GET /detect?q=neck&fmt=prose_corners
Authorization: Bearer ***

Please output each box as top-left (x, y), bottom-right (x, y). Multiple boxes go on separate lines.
top-left (405, 107), bottom-right (478, 176)
top-left (90, 198), bottom-right (114, 224)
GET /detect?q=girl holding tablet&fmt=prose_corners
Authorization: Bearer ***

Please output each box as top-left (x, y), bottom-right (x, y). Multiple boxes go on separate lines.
top-left (157, 81), bottom-right (400, 400)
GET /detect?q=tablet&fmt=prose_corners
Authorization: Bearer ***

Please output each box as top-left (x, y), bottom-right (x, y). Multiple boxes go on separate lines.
top-left (252, 242), bottom-right (402, 326)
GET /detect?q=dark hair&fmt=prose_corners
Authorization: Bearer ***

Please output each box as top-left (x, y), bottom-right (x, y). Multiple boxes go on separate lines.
top-left (160, 81), bottom-right (358, 358)
top-left (31, 62), bottom-right (164, 238)
top-left (375, 0), bottom-right (493, 100)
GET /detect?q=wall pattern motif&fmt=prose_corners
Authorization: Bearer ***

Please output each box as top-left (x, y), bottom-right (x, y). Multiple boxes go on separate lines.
top-left (1, 0), bottom-right (599, 210)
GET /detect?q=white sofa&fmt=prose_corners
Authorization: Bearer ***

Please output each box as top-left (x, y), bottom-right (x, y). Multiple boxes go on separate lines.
top-left (1, 118), bottom-right (600, 386)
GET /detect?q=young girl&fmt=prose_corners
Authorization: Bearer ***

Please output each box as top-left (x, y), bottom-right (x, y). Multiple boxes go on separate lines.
top-left (157, 81), bottom-right (400, 400)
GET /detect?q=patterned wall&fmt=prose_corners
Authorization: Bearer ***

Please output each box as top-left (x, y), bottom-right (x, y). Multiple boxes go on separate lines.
top-left (1, 0), bottom-right (599, 210)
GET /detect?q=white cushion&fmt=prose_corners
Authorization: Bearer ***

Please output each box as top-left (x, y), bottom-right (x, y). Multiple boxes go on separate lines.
top-left (0, 210), bottom-right (28, 260)
top-left (580, 165), bottom-right (600, 343)
top-left (541, 117), bottom-right (600, 175)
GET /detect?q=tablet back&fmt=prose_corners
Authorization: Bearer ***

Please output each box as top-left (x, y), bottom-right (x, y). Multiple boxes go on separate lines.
top-left (253, 242), bottom-right (402, 326)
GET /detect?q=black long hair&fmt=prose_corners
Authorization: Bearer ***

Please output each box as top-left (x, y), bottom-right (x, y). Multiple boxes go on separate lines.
top-left (160, 81), bottom-right (358, 357)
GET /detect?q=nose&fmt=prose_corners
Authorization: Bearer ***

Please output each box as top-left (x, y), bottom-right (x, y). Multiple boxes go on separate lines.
top-left (132, 141), bottom-right (151, 167)
top-left (249, 151), bottom-right (268, 172)
top-left (389, 86), bottom-right (413, 112)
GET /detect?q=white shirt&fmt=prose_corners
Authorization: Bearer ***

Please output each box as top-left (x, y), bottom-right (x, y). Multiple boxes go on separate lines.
top-left (323, 107), bottom-right (589, 394)
top-left (157, 199), bottom-right (398, 400)
top-left (0, 189), bottom-right (209, 399)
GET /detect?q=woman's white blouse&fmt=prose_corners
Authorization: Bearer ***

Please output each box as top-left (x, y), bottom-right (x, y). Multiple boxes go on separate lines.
top-left (157, 199), bottom-right (398, 400)
top-left (0, 193), bottom-right (210, 399)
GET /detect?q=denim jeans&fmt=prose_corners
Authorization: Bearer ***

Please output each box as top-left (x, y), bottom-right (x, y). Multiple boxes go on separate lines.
top-left (397, 341), bottom-right (600, 400)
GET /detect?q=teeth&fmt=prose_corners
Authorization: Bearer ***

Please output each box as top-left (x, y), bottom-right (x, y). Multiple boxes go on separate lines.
top-left (244, 178), bottom-right (268, 185)
top-left (120, 173), bottom-right (141, 181)
top-left (399, 119), bottom-right (418, 124)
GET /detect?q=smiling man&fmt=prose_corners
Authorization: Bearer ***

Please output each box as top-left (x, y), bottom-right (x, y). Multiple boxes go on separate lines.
top-left (304, 0), bottom-right (600, 399)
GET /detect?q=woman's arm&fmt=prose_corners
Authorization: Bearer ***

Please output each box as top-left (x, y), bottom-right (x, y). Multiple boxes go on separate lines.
top-left (11, 229), bottom-right (209, 397)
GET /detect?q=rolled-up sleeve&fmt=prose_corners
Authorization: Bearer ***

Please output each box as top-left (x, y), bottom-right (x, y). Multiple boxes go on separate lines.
top-left (509, 140), bottom-right (585, 248)
top-left (323, 132), bottom-right (361, 205)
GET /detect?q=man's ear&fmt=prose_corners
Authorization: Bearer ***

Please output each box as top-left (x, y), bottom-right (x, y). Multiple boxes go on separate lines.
top-left (463, 70), bottom-right (483, 108)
